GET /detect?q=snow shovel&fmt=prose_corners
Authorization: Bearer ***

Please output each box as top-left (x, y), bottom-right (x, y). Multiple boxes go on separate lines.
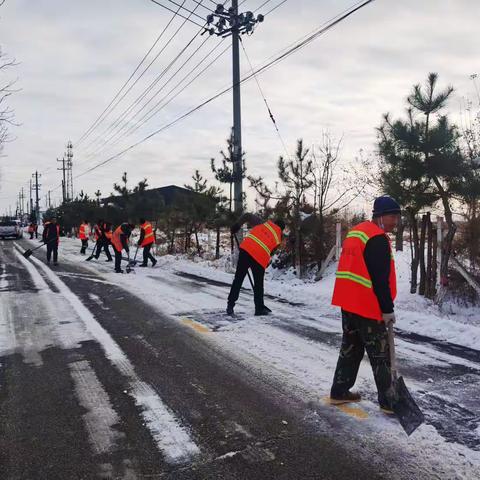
top-left (125, 251), bottom-right (135, 274)
top-left (128, 246), bottom-right (140, 266)
top-left (387, 321), bottom-right (425, 435)
top-left (85, 242), bottom-right (97, 261)
top-left (23, 238), bottom-right (57, 258)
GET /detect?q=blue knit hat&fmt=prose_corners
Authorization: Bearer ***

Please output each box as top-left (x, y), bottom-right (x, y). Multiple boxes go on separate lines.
top-left (372, 195), bottom-right (401, 218)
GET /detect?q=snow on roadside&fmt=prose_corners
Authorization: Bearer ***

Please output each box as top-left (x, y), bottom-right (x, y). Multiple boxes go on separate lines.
top-left (44, 235), bottom-right (480, 351)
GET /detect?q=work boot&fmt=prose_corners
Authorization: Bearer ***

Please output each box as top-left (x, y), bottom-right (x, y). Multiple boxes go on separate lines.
top-left (105, 258), bottom-right (112, 262)
top-left (152, 258), bottom-right (157, 267)
top-left (139, 264), bottom-right (147, 268)
top-left (115, 269), bottom-right (123, 274)
top-left (53, 262), bottom-right (58, 266)
top-left (226, 305), bottom-right (234, 316)
top-left (255, 306), bottom-right (271, 316)
top-left (329, 391), bottom-right (362, 405)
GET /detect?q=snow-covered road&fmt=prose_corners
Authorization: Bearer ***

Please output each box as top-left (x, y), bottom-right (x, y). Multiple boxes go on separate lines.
top-left (0, 236), bottom-right (479, 479)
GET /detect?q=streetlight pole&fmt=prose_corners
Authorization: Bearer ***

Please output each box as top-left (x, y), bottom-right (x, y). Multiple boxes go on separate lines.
top-left (206, 3), bottom-right (265, 214)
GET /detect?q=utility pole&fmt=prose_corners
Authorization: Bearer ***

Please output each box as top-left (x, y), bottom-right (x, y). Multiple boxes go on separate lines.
top-left (65, 141), bottom-right (74, 201)
top-left (20, 187), bottom-right (25, 219)
top-left (58, 157), bottom-right (67, 203)
top-left (29, 179), bottom-right (33, 217)
top-left (32, 171), bottom-right (41, 224)
top-left (206, 3), bottom-right (264, 214)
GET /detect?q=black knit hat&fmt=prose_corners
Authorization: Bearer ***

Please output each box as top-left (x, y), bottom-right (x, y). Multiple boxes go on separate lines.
top-left (372, 196), bottom-right (401, 218)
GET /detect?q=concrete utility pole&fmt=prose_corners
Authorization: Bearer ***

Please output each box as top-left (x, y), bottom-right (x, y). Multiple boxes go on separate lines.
top-left (29, 179), bottom-right (33, 217)
top-left (58, 157), bottom-right (67, 203)
top-left (32, 171), bottom-right (41, 224)
top-left (20, 187), bottom-right (25, 219)
top-left (66, 141), bottom-right (74, 200)
top-left (206, 2), bottom-right (264, 214)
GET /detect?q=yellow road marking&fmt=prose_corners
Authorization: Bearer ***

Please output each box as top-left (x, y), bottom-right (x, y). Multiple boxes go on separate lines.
top-left (322, 396), bottom-right (369, 420)
top-left (181, 318), bottom-right (210, 334)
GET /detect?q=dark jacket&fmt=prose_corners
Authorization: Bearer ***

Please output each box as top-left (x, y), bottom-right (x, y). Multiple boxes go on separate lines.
top-left (43, 222), bottom-right (60, 243)
top-left (363, 235), bottom-right (394, 314)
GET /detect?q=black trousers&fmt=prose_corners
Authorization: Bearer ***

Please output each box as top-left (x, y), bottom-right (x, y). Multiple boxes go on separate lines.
top-left (228, 249), bottom-right (265, 310)
top-left (46, 243), bottom-right (58, 263)
top-left (331, 310), bottom-right (392, 407)
top-left (113, 247), bottom-right (123, 272)
top-left (94, 240), bottom-right (112, 260)
top-left (80, 239), bottom-right (88, 254)
top-left (29, 232), bottom-right (34, 239)
top-left (142, 243), bottom-right (156, 265)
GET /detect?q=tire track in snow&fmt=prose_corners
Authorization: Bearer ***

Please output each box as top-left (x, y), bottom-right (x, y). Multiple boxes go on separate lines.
top-left (14, 243), bottom-right (200, 464)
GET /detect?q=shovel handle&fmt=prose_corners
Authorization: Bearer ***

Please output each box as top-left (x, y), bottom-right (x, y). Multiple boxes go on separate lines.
top-left (233, 233), bottom-right (255, 290)
top-left (386, 321), bottom-right (398, 381)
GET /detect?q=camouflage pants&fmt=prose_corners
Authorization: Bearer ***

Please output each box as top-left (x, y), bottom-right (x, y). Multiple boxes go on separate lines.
top-left (331, 310), bottom-right (392, 407)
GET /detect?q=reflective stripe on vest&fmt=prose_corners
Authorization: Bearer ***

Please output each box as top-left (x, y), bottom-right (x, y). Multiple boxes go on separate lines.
top-left (240, 221), bottom-right (282, 269)
top-left (335, 271), bottom-right (372, 289)
top-left (141, 222), bottom-right (154, 247)
top-left (246, 232), bottom-right (271, 256)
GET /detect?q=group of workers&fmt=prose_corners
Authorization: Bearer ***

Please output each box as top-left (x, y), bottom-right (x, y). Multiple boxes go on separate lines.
top-left (79, 218), bottom-right (157, 273)
top-left (226, 195), bottom-right (401, 414)
top-left (35, 194), bottom-right (400, 414)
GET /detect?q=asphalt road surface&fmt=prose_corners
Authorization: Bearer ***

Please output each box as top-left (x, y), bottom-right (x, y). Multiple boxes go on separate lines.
top-left (0, 239), bottom-right (478, 479)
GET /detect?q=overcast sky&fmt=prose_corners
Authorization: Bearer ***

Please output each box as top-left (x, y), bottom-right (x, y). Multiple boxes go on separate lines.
top-left (0, 0), bottom-right (479, 214)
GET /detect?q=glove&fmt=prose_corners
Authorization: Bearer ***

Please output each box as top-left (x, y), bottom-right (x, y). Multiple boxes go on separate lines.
top-left (231, 223), bottom-right (241, 234)
top-left (382, 312), bottom-right (396, 326)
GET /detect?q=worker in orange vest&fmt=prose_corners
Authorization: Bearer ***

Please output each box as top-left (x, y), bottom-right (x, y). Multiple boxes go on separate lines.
top-left (79, 220), bottom-right (89, 254)
top-left (111, 223), bottom-right (133, 273)
top-left (138, 218), bottom-right (157, 267)
top-left (329, 196), bottom-right (401, 414)
top-left (86, 219), bottom-right (113, 262)
top-left (227, 214), bottom-right (285, 316)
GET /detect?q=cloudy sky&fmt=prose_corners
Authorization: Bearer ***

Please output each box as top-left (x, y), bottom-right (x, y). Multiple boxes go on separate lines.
top-left (0, 0), bottom-right (478, 214)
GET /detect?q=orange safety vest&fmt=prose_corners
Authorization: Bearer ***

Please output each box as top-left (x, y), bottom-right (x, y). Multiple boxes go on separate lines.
top-left (105, 228), bottom-right (113, 241)
top-left (79, 223), bottom-right (87, 240)
top-left (140, 222), bottom-right (155, 247)
top-left (240, 221), bottom-right (282, 269)
top-left (331, 221), bottom-right (397, 322)
top-left (112, 226), bottom-right (125, 252)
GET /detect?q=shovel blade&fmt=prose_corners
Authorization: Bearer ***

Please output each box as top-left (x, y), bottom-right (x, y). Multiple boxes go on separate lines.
top-left (23, 249), bottom-right (33, 258)
top-left (392, 376), bottom-right (425, 436)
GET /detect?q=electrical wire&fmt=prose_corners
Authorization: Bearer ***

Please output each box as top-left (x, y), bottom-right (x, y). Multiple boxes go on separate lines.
top-left (80, 0), bottom-right (209, 155)
top-left (76, 0), bottom-right (189, 148)
top-left (263, 0), bottom-right (288, 16)
top-left (74, 0), bottom-right (375, 179)
top-left (150, 0), bottom-right (205, 27)
top-left (240, 36), bottom-right (290, 158)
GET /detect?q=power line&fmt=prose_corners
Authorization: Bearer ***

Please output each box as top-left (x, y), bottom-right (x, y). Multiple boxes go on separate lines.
top-left (85, 35), bottom-right (213, 159)
top-left (76, 2), bottom-right (188, 147)
top-left (75, 0), bottom-right (375, 180)
top-left (240, 36), bottom-right (290, 158)
top-left (150, 0), bottom-right (205, 27)
top-left (79, 1), bottom-right (209, 155)
top-left (263, 0), bottom-right (288, 16)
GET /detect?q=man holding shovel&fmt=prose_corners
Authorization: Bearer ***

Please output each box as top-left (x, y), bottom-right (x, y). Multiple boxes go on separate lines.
top-left (329, 196), bottom-right (401, 413)
top-left (42, 217), bottom-right (60, 266)
top-left (227, 214), bottom-right (285, 316)
top-left (111, 223), bottom-right (133, 273)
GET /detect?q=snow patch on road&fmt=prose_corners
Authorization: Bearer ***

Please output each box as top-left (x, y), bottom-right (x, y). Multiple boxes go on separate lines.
top-left (70, 360), bottom-right (122, 455)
